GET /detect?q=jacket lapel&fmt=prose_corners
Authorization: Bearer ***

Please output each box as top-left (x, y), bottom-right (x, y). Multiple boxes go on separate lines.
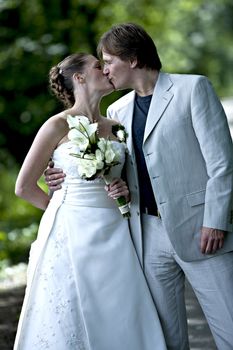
top-left (117, 91), bottom-right (136, 157)
top-left (143, 72), bottom-right (174, 143)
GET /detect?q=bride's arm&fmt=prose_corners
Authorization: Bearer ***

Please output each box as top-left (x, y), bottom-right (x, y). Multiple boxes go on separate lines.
top-left (15, 116), bottom-right (67, 210)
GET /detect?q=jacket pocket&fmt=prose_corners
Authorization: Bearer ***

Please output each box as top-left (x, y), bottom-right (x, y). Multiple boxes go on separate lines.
top-left (186, 189), bottom-right (206, 207)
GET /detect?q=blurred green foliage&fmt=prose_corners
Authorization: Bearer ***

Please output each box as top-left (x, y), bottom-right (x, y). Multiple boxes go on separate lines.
top-left (0, 0), bottom-right (233, 269)
top-left (0, 149), bottom-right (43, 268)
top-left (1, 0), bottom-right (233, 164)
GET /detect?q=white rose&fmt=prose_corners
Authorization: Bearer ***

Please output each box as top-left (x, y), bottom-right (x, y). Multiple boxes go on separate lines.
top-left (116, 129), bottom-right (125, 142)
top-left (76, 157), bottom-right (98, 178)
top-left (97, 138), bottom-right (107, 152)
top-left (95, 149), bottom-right (104, 169)
top-left (105, 141), bottom-right (121, 163)
top-left (105, 145), bottom-right (116, 163)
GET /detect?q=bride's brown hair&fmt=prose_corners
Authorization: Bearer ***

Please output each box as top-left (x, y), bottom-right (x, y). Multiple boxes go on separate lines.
top-left (49, 53), bottom-right (90, 108)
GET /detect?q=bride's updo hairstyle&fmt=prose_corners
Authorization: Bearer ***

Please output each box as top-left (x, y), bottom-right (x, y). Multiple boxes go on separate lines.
top-left (49, 53), bottom-right (90, 108)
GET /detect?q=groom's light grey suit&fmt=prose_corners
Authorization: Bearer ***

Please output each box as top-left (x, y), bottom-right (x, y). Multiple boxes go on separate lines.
top-left (107, 72), bottom-right (233, 349)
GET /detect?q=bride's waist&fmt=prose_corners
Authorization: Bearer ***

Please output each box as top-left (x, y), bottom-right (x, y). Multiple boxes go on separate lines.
top-left (50, 182), bottom-right (115, 208)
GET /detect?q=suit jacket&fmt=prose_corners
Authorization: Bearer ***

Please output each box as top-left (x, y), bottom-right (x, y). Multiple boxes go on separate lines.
top-left (107, 72), bottom-right (233, 263)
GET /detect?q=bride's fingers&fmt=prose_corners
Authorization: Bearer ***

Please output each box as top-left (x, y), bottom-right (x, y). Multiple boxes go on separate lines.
top-left (105, 178), bottom-right (130, 199)
top-left (107, 186), bottom-right (129, 199)
top-left (109, 179), bottom-right (127, 190)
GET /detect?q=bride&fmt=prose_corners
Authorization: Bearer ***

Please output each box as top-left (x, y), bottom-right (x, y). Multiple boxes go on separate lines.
top-left (14, 53), bottom-right (167, 350)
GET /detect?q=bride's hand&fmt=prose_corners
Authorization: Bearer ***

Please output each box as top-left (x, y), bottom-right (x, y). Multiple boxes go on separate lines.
top-left (105, 178), bottom-right (130, 202)
top-left (44, 160), bottom-right (66, 191)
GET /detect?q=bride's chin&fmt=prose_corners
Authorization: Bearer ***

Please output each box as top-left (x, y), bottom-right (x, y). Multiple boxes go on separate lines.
top-left (99, 87), bottom-right (113, 97)
top-left (106, 84), bottom-right (114, 92)
top-left (102, 88), bottom-right (114, 96)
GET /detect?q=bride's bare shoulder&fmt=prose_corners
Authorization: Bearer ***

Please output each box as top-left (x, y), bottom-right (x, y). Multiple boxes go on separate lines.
top-left (38, 112), bottom-right (70, 146)
top-left (46, 111), bottom-right (69, 129)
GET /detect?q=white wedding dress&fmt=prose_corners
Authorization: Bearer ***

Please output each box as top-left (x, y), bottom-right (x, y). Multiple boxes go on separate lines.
top-left (14, 141), bottom-right (166, 350)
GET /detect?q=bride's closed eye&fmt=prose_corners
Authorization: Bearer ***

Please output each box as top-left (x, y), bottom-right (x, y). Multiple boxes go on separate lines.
top-left (94, 62), bottom-right (102, 70)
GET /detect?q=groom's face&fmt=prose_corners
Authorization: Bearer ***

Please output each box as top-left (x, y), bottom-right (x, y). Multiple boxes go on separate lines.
top-left (102, 51), bottom-right (133, 91)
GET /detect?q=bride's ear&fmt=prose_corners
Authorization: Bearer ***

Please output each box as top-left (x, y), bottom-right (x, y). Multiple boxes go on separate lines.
top-left (73, 73), bottom-right (85, 83)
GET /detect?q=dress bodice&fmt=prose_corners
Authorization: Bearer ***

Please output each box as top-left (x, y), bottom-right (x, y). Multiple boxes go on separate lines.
top-left (51, 141), bottom-right (126, 208)
top-left (52, 141), bottom-right (126, 184)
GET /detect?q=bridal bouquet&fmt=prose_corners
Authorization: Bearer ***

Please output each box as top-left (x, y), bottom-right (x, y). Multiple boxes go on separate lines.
top-left (67, 115), bottom-right (130, 218)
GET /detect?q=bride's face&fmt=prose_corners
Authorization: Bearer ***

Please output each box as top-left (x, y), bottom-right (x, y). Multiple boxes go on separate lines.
top-left (83, 56), bottom-right (114, 96)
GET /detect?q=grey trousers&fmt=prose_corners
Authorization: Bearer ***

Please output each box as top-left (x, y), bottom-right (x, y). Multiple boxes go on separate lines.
top-left (142, 214), bottom-right (233, 350)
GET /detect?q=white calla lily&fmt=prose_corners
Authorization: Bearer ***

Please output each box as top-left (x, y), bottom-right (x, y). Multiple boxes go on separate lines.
top-left (67, 115), bottom-right (89, 129)
top-left (68, 129), bottom-right (89, 152)
top-left (84, 122), bottom-right (98, 142)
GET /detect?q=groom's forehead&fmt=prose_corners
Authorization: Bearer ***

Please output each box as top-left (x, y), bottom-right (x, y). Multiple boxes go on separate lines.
top-left (102, 52), bottom-right (122, 63)
top-left (102, 52), bottom-right (113, 61)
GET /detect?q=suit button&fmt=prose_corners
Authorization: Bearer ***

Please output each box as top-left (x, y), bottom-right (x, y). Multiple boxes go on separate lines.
top-left (137, 211), bottom-right (140, 216)
top-left (135, 185), bottom-right (138, 189)
top-left (131, 161), bottom-right (133, 165)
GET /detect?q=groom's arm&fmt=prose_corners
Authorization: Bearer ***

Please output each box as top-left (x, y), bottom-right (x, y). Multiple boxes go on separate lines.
top-left (44, 160), bottom-right (66, 192)
top-left (191, 76), bottom-right (233, 229)
top-left (191, 76), bottom-right (233, 254)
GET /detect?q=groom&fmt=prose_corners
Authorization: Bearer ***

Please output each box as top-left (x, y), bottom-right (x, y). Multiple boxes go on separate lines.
top-left (46, 23), bottom-right (233, 349)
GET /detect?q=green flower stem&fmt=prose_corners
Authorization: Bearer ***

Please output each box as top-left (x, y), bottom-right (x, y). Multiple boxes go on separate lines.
top-left (116, 196), bottom-right (131, 218)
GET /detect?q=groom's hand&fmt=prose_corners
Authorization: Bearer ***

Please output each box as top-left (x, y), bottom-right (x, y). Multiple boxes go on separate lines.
top-left (200, 227), bottom-right (225, 254)
top-left (44, 160), bottom-right (66, 191)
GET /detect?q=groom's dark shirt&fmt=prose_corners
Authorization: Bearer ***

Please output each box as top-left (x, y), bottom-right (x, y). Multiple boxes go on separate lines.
top-left (132, 94), bottom-right (158, 216)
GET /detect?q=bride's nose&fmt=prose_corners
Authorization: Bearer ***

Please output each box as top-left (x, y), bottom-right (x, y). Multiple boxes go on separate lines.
top-left (103, 65), bottom-right (109, 75)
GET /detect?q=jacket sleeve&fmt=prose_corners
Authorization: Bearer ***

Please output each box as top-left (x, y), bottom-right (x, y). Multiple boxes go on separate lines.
top-left (191, 76), bottom-right (233, 230)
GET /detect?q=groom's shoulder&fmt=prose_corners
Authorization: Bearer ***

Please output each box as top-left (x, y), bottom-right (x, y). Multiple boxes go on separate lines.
top-left (166, 72), bottom-right (209, 88)
top-left (108, 90), bottom-right (135, 112)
